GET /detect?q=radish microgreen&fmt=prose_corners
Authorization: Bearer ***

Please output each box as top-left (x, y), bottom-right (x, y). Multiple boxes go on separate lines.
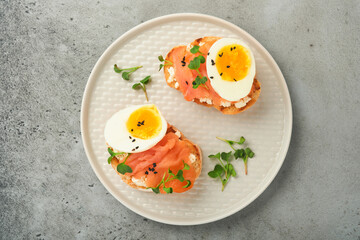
top-left (208, 136), bottom-right (256, 191)
top-left (188, 45), bottom-right (208, 89)
top-left (107, 148), bottom-right (132, 174)
top-left (132, 75), bottom-right (151, 101)
top-left (158, 55), bottom-right (173, 71)
top-left (208, 151), bottom-right (235, 191)
top-left (216, 136), bottom-right (245, 151)
top-left (149, 160), bottom-right (191, 194)
top-left (114, 64), bottom-right (142, 80)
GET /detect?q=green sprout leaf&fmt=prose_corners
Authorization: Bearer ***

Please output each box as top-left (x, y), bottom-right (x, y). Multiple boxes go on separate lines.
top-left (132, 83), bottom-right (141, 90)
top-left (234, 149), bottom-right (245, 159)
top-left (239, 136), bottom-right (246, 144)
top-left (208, 171), bottom-right (218, 178)
top-left (182, 161), bottom-right (190, 170)
top-left (117, 162), bottom-right (132, 174)
top-left (209, 153), bottom-right (221, 160)
top-left (190, 45), bottom-right (200, 54)
top-left (183, 180), bottom-right (191, 188)
top-left (221, 151), bottom-right (232, 162)
top-left (228, 164), bottom-right (236, 177)
top-left (249, 152), bottom-right (255, 158)
top-left (163, 187), bottom-right (173, 194)
top-left (107, 156), bottom-right (113, 164)
top-left (140, 75), bottom-right (151, 85)
top-left (158, 64), bottom-right (164, 71)
top-left (192, 76), bottom-right (208, 89)
top-left (188, 57), bottom-right (201, 70)
top-left (176, 170), bottom-right (183, 179)
top-left (158, 55), bottom-right (164, 62)
top-left (198, 55), bottom-right (205, 63)
top-left (151, 187), bottom-right (160, 194)
top-left (114, 64), bottom-right (122, 73)
top-left (122, 71), bottom-right (130, 80)
top-left (214, 164), bottom-right (224, 176)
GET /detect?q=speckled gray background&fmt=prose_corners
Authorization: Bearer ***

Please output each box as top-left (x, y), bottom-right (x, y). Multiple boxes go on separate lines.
top-left (1, 0), bottom-right (359, 239)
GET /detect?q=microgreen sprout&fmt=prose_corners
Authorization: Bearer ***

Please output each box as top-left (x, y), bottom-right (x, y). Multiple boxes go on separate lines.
top-left (234, 147), bottom-right (255, 175)
top-left (158, 55), bottom-right (173, 71)
top-left (208, 136), bottom-right (256, 191)
top-left (148, 160), bottom-right (191, 194)
top-left (208, 151), bottom-right (235, 191)
top-left (188, 45), bottom-right (208, 89)
top-left (131, 75), bottom-right (151, 101)
top-left (114, 64), bottom-right (142, 80)
top-left (216, 136), bottom-right (245, 151)
top-left (107, 148), bottom-right (132, 174)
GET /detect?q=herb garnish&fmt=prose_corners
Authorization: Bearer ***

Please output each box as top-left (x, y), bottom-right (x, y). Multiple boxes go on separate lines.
top-left (107, 148), bottom-right (132, 174)
top-left (234, 147), bottom-right (254, 175)
top-left (208, 136), bottom-right (256, 191)
top-left (158, 55), bottom-right (173, 71)
top-left (132, 75), bottom-right (151, 101)
top-left (114, 64), bottom-right (142, 80)
top-left (188, 45), bottom-right (208, 89)
top-left (216, 136), bottom-right (245, 151)
top-left (149, 160), bottom-right (191, 194)
top-left (218, 136), bottom-right (254, 175)
top-left (208, 152), bottom-right (236, 191)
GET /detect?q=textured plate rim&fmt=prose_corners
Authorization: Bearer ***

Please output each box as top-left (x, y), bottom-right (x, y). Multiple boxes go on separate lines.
top-left (81, 13), bottom-right (293, 225)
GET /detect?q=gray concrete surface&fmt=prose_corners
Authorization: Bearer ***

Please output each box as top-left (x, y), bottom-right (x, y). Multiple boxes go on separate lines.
top-left (1, 0), bottom-right (359, 239)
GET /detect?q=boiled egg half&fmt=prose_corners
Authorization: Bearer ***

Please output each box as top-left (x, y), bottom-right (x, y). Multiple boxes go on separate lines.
top-left (104, 104), bottom-right (167, 153)
top-left (206, 38), bottom-right (256, 101)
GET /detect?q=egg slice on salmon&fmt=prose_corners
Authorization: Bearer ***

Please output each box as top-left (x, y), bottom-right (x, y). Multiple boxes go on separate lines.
top-left (104, 104), bottom-right (167, 153)
top-left (206, 38), bottom-right (256, 102)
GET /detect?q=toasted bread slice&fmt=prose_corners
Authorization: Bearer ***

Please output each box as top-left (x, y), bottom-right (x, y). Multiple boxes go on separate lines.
top-left (164, 37), bottom-right (261, 114)
top-left (109, 124), bottom-right (202, 191)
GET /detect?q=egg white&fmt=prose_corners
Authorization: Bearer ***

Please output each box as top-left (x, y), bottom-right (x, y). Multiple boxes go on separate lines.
top-left (206, 38), bottom-right (256, 102)
top-left (104, 104), bottom-right (167, 153)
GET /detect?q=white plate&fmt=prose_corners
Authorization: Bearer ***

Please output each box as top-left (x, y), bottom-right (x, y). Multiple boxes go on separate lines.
top-left (81, 13), bottom-right (292, 225)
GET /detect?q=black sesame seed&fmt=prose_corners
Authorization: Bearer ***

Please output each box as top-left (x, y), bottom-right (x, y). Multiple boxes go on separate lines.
top-left (132, 148), bottom-right (135, 151)
top-left (227, 65), bottom-right (230, 68)
top-left (135, 146), bottom-right (139, 149)
top-left (211, 59), bottom-right (215, 66)
top-left (131, 129), bottom-right (133, 132)
top-left (207, 52), bottom-right (210, 55)
top-left (141, 120), bottom-right (145, 125)
top-left (233, 78), bottom-right (237, 82)
top-left (153, 163), bottom-right (156, 167)
top-left (181, 62), bottom-right (186, 67)
top-left (185, 81), bottom-right (189, 85)
top-left (182, 56), bottom-right (185, 61)
top-left (129, 136), bottom-right (132, 139)
top-left (220, 73), bottom-right (223, 76)
top-left (234, 46), bottom-right (236, 49)
top-left (154, 171), bottom-right (158, 174)
top-left (219, 53), bottom-right (223, 57)
top-left (145, 171), bottom-right (149, 175)
top-left (230, 47), bottom-right (233, 51)
top-left (132, 139), bottom-right (136, 142)
top-left (210, 76), bottom-right (214, 79)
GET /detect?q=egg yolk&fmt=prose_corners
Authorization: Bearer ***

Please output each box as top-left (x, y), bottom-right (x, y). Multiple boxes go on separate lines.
top-left (126, 105), bottom-right (162, 140)
top-left (215, 44), bottom-right (251, 82)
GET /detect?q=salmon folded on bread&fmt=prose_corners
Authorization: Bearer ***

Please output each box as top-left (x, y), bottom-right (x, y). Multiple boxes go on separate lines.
top-left (163, 37), bottom-right (261, 114)
top-left (105, 104), bottom-right (202, 194)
